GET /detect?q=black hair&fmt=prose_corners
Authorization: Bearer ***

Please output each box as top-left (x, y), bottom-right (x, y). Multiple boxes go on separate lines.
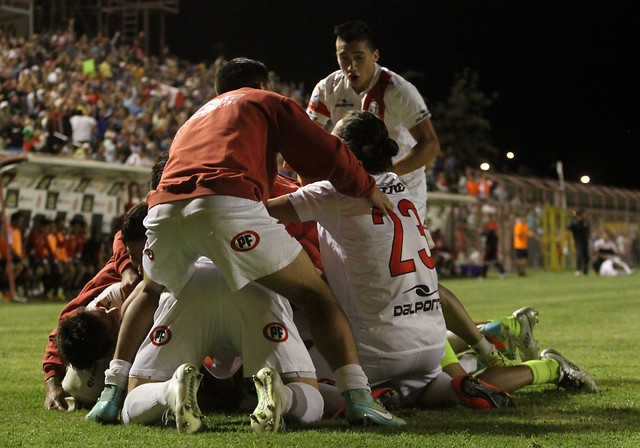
top-left (336, 111), bottom-right (398, 174)
top-left (120, 202), bottom-right (148, 244)
top-left (215, 57), bottom-right (269, 95)
top-left (56, 311), bottom-right (113, 370)
top-left (334, 21), bottom-right (376, 51)
top-left (151, 150), bottom-right (169, 190)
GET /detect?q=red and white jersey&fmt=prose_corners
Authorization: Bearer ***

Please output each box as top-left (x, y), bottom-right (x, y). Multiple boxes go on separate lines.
top-left (288, 173), bottom-right (445, 359)
top-left (307, 65), bottom-right (431, 209)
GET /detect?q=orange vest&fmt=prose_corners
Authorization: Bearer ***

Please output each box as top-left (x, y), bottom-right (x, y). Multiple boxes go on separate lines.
top-left (514, 221), bottom-right (530, 249)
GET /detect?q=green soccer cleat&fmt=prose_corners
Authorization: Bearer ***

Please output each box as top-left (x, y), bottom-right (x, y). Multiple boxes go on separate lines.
top-left (344, 389), bottom-right (406, 427)
top-left (250, 367), bottom-right (286, 433)
top-left (164, 363), bottom-right (205, 434)
top-left (540, 349), bottom-right (598, 393)
top-left (85, 384), bottom-right (125, 423)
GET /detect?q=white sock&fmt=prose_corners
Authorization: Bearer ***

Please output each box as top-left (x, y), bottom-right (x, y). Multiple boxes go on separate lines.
top-left (333, 364), bottom-right (370, 394)
top-left (285, 382), bottom-right (324, 424)
top-left (471, 338), bottom-right (494, 358)
top-left (104, 359), bottom-right (132, 389)
top-left (122, 381), bottom-right (170, 425)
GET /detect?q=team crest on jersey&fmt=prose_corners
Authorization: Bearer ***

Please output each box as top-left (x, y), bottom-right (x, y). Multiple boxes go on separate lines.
top-left (144, 248), bottom-right (154, 261)
top-left (150, 326), bottom-right (172, 346)
top-left (263, 322), bottom-right (289, 343)
top-left (230, 230), bottom-right (260, 252)
top-left (367, 101), bottom-right (381, 117)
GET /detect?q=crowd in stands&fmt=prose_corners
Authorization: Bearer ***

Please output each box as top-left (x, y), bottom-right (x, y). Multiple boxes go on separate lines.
top-left (0, 26), bottom-right (307, 164)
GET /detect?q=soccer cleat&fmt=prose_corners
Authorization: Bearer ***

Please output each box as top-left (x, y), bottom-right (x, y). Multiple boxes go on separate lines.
top-left (344, 389), bottom-right (406, 427)
top-left (480, 347), bottom-right (518, 368)
top-left (540, 349), bottom-right (598, 393)
top-left (85, 384), bottom-right (125, 423)
top-left (512, 307), bottom-right (540, 361)
top-left (250, 367), bottom-right (286, 433)
top-left (451, 375), bottom-right (515, 409)
top-left (164, 363), bottom-right (205, 434)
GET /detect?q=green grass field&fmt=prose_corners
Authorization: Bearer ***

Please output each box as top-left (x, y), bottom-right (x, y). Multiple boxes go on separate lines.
top-left (1, 270), bottom-right (639, 447)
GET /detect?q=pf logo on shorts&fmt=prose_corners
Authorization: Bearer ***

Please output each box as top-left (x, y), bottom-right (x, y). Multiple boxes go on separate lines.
top-left (144, 248), bottom-right (154, 261)
top-left (150, 326), bottom-right (172, 346)
top-left (231, 230), bottom-right (260, 252)
top-left (263, 322), bottom-right (289, 343)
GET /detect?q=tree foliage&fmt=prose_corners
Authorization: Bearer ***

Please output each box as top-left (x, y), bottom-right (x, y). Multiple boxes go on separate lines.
top-left (433, 68), bottom-right (498, 169)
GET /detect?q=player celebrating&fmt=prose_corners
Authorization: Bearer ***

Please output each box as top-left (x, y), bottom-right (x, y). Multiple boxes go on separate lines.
top-left (307, 20), bottom-right (439, 222)
top-left (89, 57), bottom-right (403, 428)
top-left (268, 110), bottom-right (512, 410)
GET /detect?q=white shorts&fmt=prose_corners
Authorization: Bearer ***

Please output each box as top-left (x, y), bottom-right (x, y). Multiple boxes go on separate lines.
top-left (130, 259), bottom-right (315, 382)
top-left (143, 195), bottom-right (302, 294)
top-left (297, 309), bottom-right (444, 402)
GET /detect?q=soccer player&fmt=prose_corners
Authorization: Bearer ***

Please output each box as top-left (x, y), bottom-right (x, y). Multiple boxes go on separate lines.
top-left (306, 20), bottom-right (439, 222)
top-left (57, 258), bottom-right (324, 434)
top-left (268, 110), bottom-right (512, 410)
top-left (267, 111), bottom-right (597, 415)
top-left (43, 215), bottom-right (142, 411)
top-left (90, 57), bottom-right (403, 428)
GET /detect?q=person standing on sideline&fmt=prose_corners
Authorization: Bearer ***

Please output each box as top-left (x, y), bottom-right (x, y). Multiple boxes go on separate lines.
top-left (306, 20), bottom-right (439, 224)
top-left (481, 219), bottom-right (506, 279)
top-left (568, 209), bottom-right (590, 276)
top-left (513, 215), bottom-right (533, 276)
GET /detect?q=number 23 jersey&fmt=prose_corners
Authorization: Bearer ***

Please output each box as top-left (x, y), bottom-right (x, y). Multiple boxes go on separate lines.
top-left (288, 173), bottom-right (446, 358)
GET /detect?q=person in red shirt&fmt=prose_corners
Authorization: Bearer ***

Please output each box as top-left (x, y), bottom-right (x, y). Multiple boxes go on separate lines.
top-left (43, 229), bottom-right (142, 411)
top-left (87, 58), bottom-right (402, 429)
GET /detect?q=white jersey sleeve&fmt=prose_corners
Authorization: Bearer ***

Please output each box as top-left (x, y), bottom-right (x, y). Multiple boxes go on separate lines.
top-left (306, 79), bottom-right (332, 127)
top-left (384, 74), bottom-right (431, 131)
top-left (86, 282), bottom-right (125, 310)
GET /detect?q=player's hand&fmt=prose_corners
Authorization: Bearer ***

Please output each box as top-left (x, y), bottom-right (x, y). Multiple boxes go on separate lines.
top-left (368, 187), bottom-right (394, 215)
top-left (120, 265), bottom-right (142, 299)
top-left (44, 376), bottom-right (69, 411)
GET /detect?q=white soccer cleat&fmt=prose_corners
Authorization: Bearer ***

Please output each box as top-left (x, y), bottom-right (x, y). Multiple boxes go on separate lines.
top-left (512, 306), bottom-right (540, 361)
top-left (250, 367), bottom-right (285, 433)
top-left (540, 348), bottom-right (598, 393)
top-left (165, 363), bottom-right (205, 434)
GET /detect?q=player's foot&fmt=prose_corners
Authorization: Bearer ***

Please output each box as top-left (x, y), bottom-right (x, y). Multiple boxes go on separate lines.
top-left (344, 389), bottom-right (406, 427)
top-left (250, 367), bottom-right (286, 433)
top-left (451, 375), bottom-right (515, 409)
top-left (540, 349), bottom-right (598, 393)
top-left (85, 384), bottom-right (125, 423)
top-left (164, 363), bottom-right (205, 434)
top-left (512, 307), bottom-right (540, 361)
top-left (480, 347), bottom-right (518, 368)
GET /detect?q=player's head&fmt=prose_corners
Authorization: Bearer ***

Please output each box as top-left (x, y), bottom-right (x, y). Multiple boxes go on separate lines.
top-left (120, 202), bottom-right (148, 274)
top-left (332, 110), bottom-right (398, 174)
top-left (334, 21), bottom-right (379, 94)
top-left (215, 57), bottom-right (270, 95)
top-left (56, 306), bottom-right (120, 369)
top-left (151, 150), bottom-right (169, 190)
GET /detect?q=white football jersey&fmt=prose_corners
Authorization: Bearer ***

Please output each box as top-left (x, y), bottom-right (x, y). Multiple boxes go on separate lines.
top-left (288, 173), bottom-right (445, 359)
top-left (307, 64), bottom-right (431, 213)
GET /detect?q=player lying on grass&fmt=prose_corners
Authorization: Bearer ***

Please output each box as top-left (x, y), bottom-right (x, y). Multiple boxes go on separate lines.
top-left (56, 205), bottom-right (324, 434)
top-left (267, 111), bottom-right (597, 416)
top-left (43, 215), bottom-right (144, 410)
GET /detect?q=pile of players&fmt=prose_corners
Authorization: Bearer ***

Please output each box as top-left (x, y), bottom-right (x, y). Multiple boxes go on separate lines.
top-left (44, 21), bottom-right (597, 435)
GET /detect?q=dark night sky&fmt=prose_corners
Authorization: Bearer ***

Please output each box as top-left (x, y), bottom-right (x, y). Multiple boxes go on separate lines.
top-left (164, 2), bottom-right (638, 189)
